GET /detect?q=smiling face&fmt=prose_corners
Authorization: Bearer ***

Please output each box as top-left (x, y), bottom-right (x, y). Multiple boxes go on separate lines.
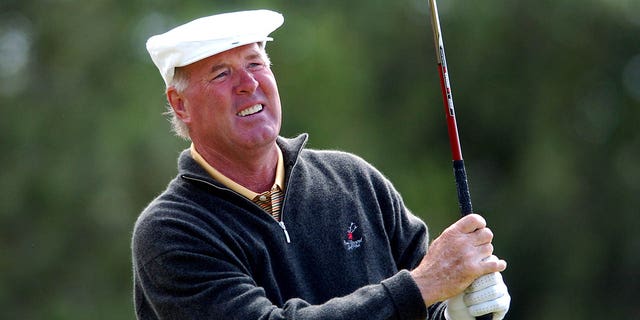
top-left (167, 43), bottom-right (282, 158)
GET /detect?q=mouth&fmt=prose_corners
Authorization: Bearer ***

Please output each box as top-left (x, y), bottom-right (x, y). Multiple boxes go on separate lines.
top-left (237, 104), bottom-right (264, 117)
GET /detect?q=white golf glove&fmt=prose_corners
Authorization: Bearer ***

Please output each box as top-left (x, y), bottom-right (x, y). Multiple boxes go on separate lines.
top-left (444, 259), bottom-right (510, 320)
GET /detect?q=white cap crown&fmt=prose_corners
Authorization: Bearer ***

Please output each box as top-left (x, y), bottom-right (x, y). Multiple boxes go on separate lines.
top-left (146, 9), bottom-right (284, 85)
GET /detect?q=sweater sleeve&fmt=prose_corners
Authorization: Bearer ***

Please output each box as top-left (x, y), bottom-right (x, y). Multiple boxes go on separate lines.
top-left (370, 165), bottom-right (448, 320)
top-left (134, 247), bottom-right (428, 320)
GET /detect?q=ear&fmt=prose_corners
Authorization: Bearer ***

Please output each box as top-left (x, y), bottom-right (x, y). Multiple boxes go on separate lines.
top-left (166, 86), bottom-right (191, 123)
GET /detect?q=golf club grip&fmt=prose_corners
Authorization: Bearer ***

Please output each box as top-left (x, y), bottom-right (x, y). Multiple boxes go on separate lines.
top-left (454, 161), bottom-right (493, 320)
top-left (453, 160), bottom-right (473, 216)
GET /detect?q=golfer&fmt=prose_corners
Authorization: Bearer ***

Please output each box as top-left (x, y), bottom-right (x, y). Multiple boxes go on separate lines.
top-left (132, 9), bottom-right (510, 320)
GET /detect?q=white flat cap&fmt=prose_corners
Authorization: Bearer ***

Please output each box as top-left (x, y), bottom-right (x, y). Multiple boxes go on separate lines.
top-left (146, 9), bottom-right (284, 86)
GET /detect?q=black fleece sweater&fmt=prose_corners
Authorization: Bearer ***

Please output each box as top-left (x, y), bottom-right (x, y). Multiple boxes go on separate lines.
top-left (132, 134), bottom-right (445, 319)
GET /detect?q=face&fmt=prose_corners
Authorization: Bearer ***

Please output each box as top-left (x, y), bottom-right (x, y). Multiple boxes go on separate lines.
top-left (169, 43), bottom-right (282, 156)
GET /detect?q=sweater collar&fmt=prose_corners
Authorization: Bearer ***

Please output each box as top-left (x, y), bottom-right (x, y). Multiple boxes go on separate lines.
top-left (178, 133), bottom-right (309, 188)
top-left (189, 143), bottom-right (285, 198)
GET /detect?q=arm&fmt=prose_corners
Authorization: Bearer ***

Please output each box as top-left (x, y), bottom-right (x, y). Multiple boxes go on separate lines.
top-left (340, 165), bottom-right (507, 319)
top-left (373, 172), bottom-right (448, 320)
top-left (134, 248), bottom-right (427, 320)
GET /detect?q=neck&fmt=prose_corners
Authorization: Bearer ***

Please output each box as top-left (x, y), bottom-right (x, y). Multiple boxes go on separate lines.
top-left (194, 142), bottom-right (278, 193)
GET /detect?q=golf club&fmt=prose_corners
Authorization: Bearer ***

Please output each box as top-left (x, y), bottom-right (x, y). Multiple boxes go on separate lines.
top-left (427, 0), bottom-right (492, 319)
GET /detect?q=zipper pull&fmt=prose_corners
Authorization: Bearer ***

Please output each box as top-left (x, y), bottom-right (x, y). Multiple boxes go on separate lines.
top-left (279, 221), bottom-right (291, 243)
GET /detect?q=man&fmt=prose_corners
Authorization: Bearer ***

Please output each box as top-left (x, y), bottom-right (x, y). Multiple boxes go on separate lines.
top-left (133, 9), bottom-right (510, 320)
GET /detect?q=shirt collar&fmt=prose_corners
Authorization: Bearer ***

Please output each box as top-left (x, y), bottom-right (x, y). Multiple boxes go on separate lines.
top-left (190, 144), bottom-right (285, 200)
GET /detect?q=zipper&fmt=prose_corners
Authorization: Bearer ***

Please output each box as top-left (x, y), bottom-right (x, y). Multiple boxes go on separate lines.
top-left (277, 146), bottom-right (303, 245)
top-left (279, 221), bottom-right (291, 243)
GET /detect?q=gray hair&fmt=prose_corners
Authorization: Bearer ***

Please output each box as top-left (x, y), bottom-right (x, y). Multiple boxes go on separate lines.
top-left (165, 66), bottom-right (191, 140)
top-left (164, 43), bottom-right (271, 140)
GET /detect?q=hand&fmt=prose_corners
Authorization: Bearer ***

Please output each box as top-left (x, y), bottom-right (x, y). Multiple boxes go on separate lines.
top-left (445, 267), bottom-right (510, 320)
top-left (410, 214), bottom-right (507, 306)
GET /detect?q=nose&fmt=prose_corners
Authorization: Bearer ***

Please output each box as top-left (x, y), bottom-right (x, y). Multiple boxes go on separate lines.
top-left (234, 69), bottom-right (259, 95)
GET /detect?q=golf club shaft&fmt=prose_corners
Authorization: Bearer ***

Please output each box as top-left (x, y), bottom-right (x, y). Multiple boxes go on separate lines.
top-left (428, 1), bottom-right (491, 319)
top-left (428, 0), bottom-right (473, 217)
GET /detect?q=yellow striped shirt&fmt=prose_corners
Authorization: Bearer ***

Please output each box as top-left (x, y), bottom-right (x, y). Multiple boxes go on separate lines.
top-left (190, 144), bottom-right (285, 221)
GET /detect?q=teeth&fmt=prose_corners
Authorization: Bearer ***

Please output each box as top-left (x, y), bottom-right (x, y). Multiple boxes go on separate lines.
top-left (237, 104), bottom-right (263, 117)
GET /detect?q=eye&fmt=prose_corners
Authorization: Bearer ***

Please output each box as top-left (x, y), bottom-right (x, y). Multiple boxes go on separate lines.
top-left (248, 61), bottom-right (265, 70)
top-left (213, 70), bottom-right (229, 80)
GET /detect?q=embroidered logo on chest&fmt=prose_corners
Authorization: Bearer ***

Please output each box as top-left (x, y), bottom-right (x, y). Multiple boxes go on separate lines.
top-left (343, 222), bottom-right (363, 250)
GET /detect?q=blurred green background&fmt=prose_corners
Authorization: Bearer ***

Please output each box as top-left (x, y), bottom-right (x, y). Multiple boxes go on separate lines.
top-left (1, 0), bottom-right (639, 318)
